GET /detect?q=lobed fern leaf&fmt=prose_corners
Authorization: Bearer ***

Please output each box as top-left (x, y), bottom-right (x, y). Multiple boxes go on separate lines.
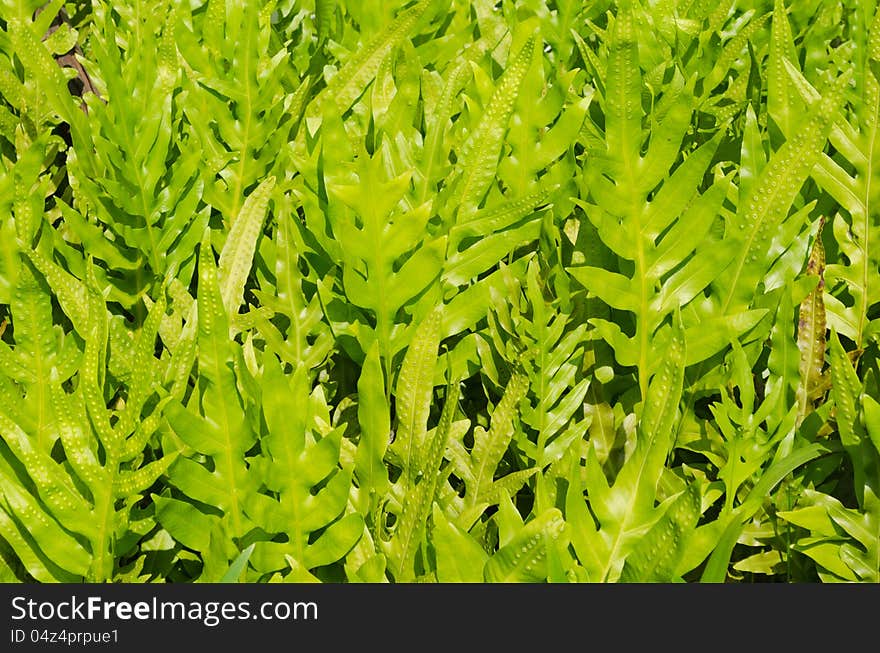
top-left (246, 359), bottom-right (362, 578)
top-left (161, 235), bottom-right (258, 579)
top-left (0, 262), bottom-right (175, 581)
top-left (571, 4), bottom-right (736, 396)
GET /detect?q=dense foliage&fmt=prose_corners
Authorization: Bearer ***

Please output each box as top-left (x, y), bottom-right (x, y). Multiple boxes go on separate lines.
top-left (0, 0), bottom-right (878, 583)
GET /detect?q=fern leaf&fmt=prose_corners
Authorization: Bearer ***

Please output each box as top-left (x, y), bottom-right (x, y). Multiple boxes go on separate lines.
top-left (716, 70), bottom-right (850, 313)
top-left (5, 262), bottom-right (64, 449)
top-left (767, 0), bottom-right (799, 138)
top-left (163, 235), bottom-right (258, 572)
top-left (312, 0), bottom-right (432, 119)
top-left (571, 32), bottom-right (730, 396)
top-left (451, 34), bottom-right (537, 220)
top-left (487, 260), bottom-right (590, 468)
top-left (775, 8), bottom-right (880, 348)
top-left (386, 380), bottom-right (460, 581)
top-left (327, 147), bottom-right (444, 362)
top-left (0, 473), bottom-right (91, 578)
top-left (389, 307), bottom-right (442, 486)
top-left (619, 483), bottom-right (702, 582)
top-left (0, 410), bottom-right (93, 538)
top-left (483, 508), bottom-right (565, 582)
top-left (829, 331), bottom-right (880, 508)
top-left (246, 360), bottom-right (362, 577)
top-left (217, 175), bottom-right (275, 318)
top-left (576, 314), bottom-right (685, 582)
top-left (449, 372), bottom-right (529, 530)
top-left (431, 504), bottom-right (487, 582)
top-left (354, 341), bottom-right (391, 519)
top-left (251, 200), bottom-right (333, 370)
top-left (701, 443), bottom-right (828, 582)
top-left (5, 10), bottom-right (89, 159)
top-left (484, 508), bottom-right (565, 583)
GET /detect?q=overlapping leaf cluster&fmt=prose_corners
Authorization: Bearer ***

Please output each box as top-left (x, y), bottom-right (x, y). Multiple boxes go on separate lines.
top-left (0, 0), bottom-right (878, 583)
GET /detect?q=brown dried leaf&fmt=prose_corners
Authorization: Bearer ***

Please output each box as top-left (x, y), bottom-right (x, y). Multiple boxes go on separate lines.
top-left (796, 218), bottom-right (829, 421)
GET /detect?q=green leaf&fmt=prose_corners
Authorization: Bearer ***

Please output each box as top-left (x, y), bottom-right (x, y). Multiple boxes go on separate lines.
top-left (620, 484), bottom-right (702, 582)
top-left (431, 504), bottom-right (487, 582)
top-left (220, 543), bottom-right (256, 583)
top-left (452, 34), bottom-right (537, 220)
top-left (578, 313), bottom-right (685, 582)
top-left (717, 70), bottom-right (850, 312)
top-left (386, 379), bottom-right (460, 581)
top-left (309, 0), bottom-right (434, 119)
top-left (355, 342), bottom-right (391, 517)
top-left (218, 176), bottom-right (275, 318)
top-left (701, 443), bottom-right (829, 582)
top-left (389, 307), bottom-right (442, 484)
top-left (483, 508), bottom-right (565, 582)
